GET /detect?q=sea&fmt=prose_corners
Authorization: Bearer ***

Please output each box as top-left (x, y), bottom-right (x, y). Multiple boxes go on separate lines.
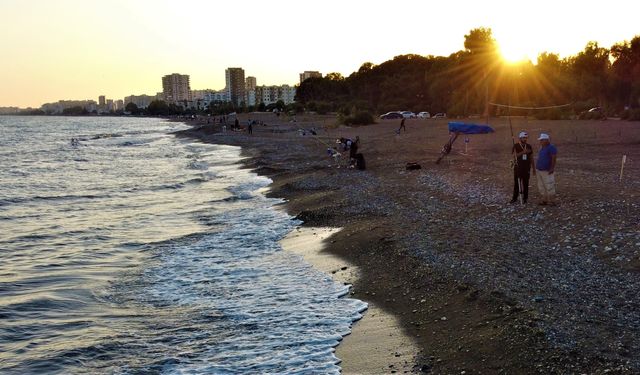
top-left (0, 116), bottom-right (367, 374)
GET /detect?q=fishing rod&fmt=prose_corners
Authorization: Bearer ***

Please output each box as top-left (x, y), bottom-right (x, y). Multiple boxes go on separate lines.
top-left (507, 93), bottom-right (525, 204)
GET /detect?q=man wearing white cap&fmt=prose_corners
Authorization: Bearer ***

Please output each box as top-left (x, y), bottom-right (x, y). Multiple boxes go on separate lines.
top-left (510, 131), bottom-right (535, 204)
top-left (536, 133), bottom-right (558, 205)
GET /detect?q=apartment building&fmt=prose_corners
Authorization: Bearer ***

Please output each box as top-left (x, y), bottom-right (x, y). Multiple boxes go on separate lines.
top-left (225, 68), bottom-right (245, 106)
top-left (299, 71), bottom-right (322, 84)
top-left (162, 73), bottom-right (191, 103)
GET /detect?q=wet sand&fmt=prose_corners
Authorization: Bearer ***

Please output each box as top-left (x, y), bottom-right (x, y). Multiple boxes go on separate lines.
top-left (280, 227), bottom-right (418, 374)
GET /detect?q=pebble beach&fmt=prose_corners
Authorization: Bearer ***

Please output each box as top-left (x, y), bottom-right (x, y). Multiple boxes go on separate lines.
top-left (178, 113), bottom-right (640, 373)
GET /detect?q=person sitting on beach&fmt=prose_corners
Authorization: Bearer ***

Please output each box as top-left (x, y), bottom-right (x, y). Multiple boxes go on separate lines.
top-left (336, 138), bottom-right (352, 152)
top-left (327, 147), bottom-right (342, 168)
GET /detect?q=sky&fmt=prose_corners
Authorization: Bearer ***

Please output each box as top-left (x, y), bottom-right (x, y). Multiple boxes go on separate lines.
top-left (1, 0), bottom-right (638, 108)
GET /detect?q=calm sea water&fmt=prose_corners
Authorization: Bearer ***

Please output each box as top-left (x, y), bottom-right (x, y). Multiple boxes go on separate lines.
top-left (0, 116), bottom-right (366, 374)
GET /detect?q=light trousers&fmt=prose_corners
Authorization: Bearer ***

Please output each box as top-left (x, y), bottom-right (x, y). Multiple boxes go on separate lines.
top-left (536, 170), bottom-right (556, 203)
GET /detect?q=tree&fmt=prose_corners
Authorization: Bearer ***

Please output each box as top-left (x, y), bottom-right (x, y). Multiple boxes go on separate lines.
top-left (147, 100), bottom-right (171, 116)
top-left (610, 36), bottom-right (640, 108)
top-left (325, 72), bottom-right (344, 81)
top-left (125, 102), bottom-right (139, 114)
top-left (462, 27), bottom-right (501, 116)
top-left (62, 106), bottom-right (87, 115)
top-left (571, 42), bottom-right (610, 105)
top-left (291, 28), bottom-right (639, 119)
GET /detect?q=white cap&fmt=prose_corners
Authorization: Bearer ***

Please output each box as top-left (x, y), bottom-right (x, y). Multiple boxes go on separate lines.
top-left (538, 133), bottom-right (550, 140)
top-left (518, 131), bottom-right (528, 138)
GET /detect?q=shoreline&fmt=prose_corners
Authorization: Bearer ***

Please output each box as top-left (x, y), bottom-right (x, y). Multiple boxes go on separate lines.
top-left (176, 114), bottom-right (640, 373)
top-left (280, 227), bottom-right (419, 374)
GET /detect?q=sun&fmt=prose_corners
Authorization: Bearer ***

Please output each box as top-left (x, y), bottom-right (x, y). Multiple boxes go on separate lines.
top-left (497, 37), bottom-right (532, 64)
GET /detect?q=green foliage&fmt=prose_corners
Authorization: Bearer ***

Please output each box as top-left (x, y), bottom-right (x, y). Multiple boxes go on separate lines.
top-left (23, 109), bottom-right (45, 115)
top-left (62, 106), bottom-right (87, 115)
top-left (314, 102), bottom-right (332, 115)
top-left (125, 102), bottom-right (140, 114)
top-left (147, 100), bottom-right (173, 116)
top-left (286, 102), bottom-right (305, 114)
top-left (621, 109), bottom-right (640, 121)
top-left (295, 28), bottom-right (640, 120)
top-left (341, 111), bottom-right (374, 126)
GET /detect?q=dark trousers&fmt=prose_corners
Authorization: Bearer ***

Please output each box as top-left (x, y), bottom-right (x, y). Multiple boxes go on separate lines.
top-left (512, 168), bottom-right (530, 202)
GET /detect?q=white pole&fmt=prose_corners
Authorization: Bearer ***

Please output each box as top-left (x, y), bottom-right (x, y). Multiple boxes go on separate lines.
top-left (620, 155), bottom-right (627, 182)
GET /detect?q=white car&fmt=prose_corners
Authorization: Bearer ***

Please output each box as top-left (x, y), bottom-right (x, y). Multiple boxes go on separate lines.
top-left (417, 111), bottom-right (430, 119)
top-left (401, 111), bottom-right (416, 119)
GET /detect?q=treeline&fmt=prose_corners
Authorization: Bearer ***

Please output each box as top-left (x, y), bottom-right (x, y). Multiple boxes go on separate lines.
top-left (295, 28), bottom-right (640, 120)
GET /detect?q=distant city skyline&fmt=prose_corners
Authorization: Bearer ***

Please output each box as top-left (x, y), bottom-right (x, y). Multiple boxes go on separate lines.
top-left (1, 0), bottom-right (639, 108)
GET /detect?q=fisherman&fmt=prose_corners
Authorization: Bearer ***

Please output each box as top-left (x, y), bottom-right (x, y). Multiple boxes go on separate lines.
top-left (510, 131), bottom-right (535, 204)
top-left (535, 133), bottom-right (558, 206)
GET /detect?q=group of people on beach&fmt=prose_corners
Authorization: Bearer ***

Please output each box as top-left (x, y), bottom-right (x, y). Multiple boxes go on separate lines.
top-left (327, 136), bottom-right (364, 169)
top-left (510, 131), bottom-right (558, 205)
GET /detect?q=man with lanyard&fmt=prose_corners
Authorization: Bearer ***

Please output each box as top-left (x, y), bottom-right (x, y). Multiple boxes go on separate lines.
top-left (510, 131), bottom-right (535, 204)
top-left (536, 133), bottom-right (558, 206)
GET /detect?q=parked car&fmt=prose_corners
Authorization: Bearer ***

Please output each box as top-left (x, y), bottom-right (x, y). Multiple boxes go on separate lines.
top-left (417, 111), bottom-right (431, 119)
top-left (380, 112), bottom-right (403, 119)
top-left (432, 113), bottom-right (447, 119)
top-left (579, 107), bottom-right (606, 120)
top-left (401, 111), bottom-right (416, 119)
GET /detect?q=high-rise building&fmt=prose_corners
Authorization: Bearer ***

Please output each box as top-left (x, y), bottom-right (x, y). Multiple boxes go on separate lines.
top-left (124, 94), bottom-right (156, 109)
top-left (299, 71), bottom-right (322, 84)
top-left (255, 85), bottom-right (297, 106)
top-left (162, 73), bottom-right (191, 103)
top-left (98, 95), bottom-right (106, 106)
top-left (225, 68), bottom-right (245, 106)
top-left (245, 77), bottom-right (257, 106)
top-left (245, 76), bottom-right (257, 92)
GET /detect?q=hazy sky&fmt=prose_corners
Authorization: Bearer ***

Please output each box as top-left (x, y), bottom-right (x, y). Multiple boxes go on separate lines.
top-left (1, 0), bottom-right (638, 108)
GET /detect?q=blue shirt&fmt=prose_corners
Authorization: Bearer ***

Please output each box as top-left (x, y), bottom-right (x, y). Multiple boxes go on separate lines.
top-left (537, 144), bottom-right (557, 171)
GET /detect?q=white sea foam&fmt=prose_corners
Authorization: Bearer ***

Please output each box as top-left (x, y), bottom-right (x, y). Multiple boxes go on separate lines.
top-left (0, 116), bottom-right (366, 374)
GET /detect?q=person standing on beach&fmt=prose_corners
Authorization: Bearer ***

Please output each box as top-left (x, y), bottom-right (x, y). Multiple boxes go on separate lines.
top-left (398, 118), bottom-right (406, 133)
top-left (349, 136), bottom-right (359, 167)
top-left (510, 131), bottom-right (535, 204)
top-left (248, 121), bottom-right (253, 135)
top-left (536, 133), bottom-right (558, 205)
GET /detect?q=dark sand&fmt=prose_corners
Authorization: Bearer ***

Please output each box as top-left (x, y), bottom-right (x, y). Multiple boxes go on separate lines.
top-left (178, 113), bottom-right (640, 373)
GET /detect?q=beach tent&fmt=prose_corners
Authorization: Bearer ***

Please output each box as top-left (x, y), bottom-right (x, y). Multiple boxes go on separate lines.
top-left (436, 122), bottom-right (495, 164)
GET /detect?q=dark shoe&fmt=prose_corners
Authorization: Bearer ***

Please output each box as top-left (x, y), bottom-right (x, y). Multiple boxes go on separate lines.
top-left (509, 199), bottom-right (518, 204)
top-left (522, 200), bottom-right (527, 204)
top-left (538, 201), bottom-right (547, 206)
